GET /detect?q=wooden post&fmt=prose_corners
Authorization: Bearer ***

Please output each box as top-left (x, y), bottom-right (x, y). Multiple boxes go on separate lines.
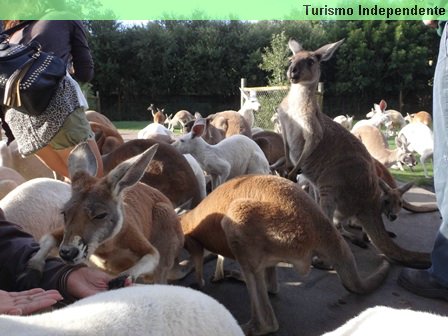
top-left (318, 82), bottom-right (324, 94)
top-left (317, 82), bottom-right (324, 110)
top-left (240, 78), bottom-right (247, 109)
top-left (96, 91), bottom-right (101, 112)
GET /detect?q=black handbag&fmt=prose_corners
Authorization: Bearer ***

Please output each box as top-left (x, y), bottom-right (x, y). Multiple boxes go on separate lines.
top-left (0, 21), bottom-right (66, 116)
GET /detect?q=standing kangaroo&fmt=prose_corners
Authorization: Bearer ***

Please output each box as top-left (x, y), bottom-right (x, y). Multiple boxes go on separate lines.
top-left (278, 39), bottom-right (430, 268)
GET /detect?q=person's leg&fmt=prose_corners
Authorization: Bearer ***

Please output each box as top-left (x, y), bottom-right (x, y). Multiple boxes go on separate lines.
top-left (429, 233), bottom-right (448, 286)
top-left (398, 233), bottom-right (448, 301)
top-left (35, 141), bottom-right (103, 180)
top-left (35, 145), bottom-right (71, 180)
top-left (398, 22), bottom-right (448, 300)
top-left (35, 109), bottom-right (104, 180)
top-left (428, 18), bottom-right (448, 287)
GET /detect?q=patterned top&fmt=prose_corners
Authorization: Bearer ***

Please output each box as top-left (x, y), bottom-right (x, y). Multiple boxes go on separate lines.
top-left (4, 19), bottom-right (93, 156)
top-left (5, 76), bottom-right (80, 156)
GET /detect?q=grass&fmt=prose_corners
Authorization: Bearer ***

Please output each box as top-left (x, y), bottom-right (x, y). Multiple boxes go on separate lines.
top-left (112, 120), bottom-right (434, 190)
top-left (389, 165), bottom-right (434, 190)
top-left (113, 121), bottom-right (183, 135)
top-left (386, 138), bottom-right (434, 190)
top-left (112, 121), bottom-right (148, 131)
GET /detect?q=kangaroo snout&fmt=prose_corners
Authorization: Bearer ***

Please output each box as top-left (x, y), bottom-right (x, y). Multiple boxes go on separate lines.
top-left (59, 235), bottom-right (88, 264)
top-left (288, 66), bottom-right (300, 82)
top-left (402, 154), bottom-right (417, 168)
top-left (387, 213), bottom-right (398, 221)
top-left (59, 245), bottom-right (80, 262)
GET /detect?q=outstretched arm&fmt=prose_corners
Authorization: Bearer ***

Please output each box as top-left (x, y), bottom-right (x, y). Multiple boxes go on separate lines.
top-left (0, 288), bottom-right (63, 315)
top-left (0, 219), bottom-right (71, 293)
top-left (0, 214), bottom-right (115, 301)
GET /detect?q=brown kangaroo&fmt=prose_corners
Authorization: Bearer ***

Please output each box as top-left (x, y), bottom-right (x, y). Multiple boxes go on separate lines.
top-left (21, 142), bottom-right (184, 287)
top-left (180, 174), bottom-right (389, 335)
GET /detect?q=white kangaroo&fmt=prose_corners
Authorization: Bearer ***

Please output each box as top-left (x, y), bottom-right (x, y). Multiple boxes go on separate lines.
top-left (239, 89), bottom-right (261, 128)
top-left (172, 118), bottom-right (270, 190)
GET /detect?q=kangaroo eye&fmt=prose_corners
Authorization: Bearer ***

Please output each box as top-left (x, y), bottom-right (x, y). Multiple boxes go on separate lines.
top-left (93, 213), bottom-right (108, 220)
top-left (307, 58), bottom-right (315, 66)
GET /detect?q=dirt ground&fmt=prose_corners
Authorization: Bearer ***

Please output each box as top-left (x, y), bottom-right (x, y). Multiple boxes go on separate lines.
top-left (122, 130), bottom-right (448, 335)
top-left (173, 187), bottom-right (447, 335)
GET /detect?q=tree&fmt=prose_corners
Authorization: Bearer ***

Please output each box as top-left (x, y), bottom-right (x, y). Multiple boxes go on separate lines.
top-left (83, 20), bottom-right (437, 120)
top-left (259, 31), bottom-right (289, 86)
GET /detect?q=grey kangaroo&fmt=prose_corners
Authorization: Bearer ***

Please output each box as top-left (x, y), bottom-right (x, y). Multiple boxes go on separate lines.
top-left (278, 38), bottom-right (430, 268)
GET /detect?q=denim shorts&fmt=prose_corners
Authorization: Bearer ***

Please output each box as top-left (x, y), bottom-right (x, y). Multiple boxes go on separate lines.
top-left (49, 108), bottom-right (94, 150)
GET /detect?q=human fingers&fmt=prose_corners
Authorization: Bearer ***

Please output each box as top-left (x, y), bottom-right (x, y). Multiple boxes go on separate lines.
top-left (8, 288), bottom-right (46, 298)
top-left (18, 297), bottom-right (61, 315)
top-left (13, 290), bottom-right (63, 306)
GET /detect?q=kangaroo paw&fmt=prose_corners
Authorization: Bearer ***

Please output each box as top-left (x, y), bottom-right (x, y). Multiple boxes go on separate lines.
top-left (108, 274), bottom-right (131, 290)
top-left (312, 256), bottom-right (334, 270)
top-left (211, 269), bottom-right (244, 283)
top-left (350, 237), bottom-right (369, 249)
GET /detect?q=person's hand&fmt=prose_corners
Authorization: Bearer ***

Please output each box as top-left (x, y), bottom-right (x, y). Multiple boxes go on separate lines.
top-left (66, 266), bottom-right (130, 299)
top-left (0, 288), bottom-right (63, 315)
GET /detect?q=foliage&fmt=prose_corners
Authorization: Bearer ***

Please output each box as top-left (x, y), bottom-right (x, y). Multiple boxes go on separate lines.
top-left (259, 31), bottom-right (290, 86)
top-left (387, 136), bottom-right (434, 189)
top-left (112, 121), bottom-right (148, 131)
top-left (323, 21), bottom-right (437, 115)
top-left (390, 167), bottom-right (434, 189)
top-left (83, 20), bottom-right (439, 121)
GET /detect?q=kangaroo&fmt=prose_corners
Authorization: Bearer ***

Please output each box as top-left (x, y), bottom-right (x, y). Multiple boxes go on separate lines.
top-left (148, 104), bottom-right (166, 124)
top-left (373, 158), bottom-right (439, 215)
top-left (351, 124), bottom-right (416, 170)
top-left (180, 174), bottom-right (389, 336)
top-left (165, 110), bottom-right (195, 131)
top-left (20, 142), bottom-right (184, 288)
top-left (278, 38), bottom-right (430, 268)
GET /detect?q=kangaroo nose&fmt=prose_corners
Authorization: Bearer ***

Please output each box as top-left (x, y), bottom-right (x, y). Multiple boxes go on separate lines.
top-left (59, 245), bottom-right (79, 262)
top-left (388, 214), bottom-right (398, 222)
top-left (288, 66), bottom-right (300, 82)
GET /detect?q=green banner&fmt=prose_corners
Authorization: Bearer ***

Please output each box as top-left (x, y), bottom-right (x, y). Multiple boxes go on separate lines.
top-left (1, 0), bottom-right (447, 20)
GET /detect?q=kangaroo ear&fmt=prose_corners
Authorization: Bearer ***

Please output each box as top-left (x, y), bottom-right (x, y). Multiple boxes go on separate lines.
top-left (288, 39), bottom-right (303, 54)
top-left (398, 181), bottom-right (414, 196)
top-left (315, 39), bottom-right (344, 62)
top-left (106, 144), bottom-right (159, 197)
top-left (378, 178), bottom-right (391, 193)
top-left (68, 142), bottom-right (98, 179)
top-left (191, 118), bottom-right (206, 138)
top-left (395, 134), bottom-right (407, 149)
top-left (239, 88), bottom-right (249, 99)
top-left (379, 100), bottom-right (387, 111)
top-left (395, 136), bottom-right (403, 148)
top-left (373, 103), bottom-right (383, 114)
